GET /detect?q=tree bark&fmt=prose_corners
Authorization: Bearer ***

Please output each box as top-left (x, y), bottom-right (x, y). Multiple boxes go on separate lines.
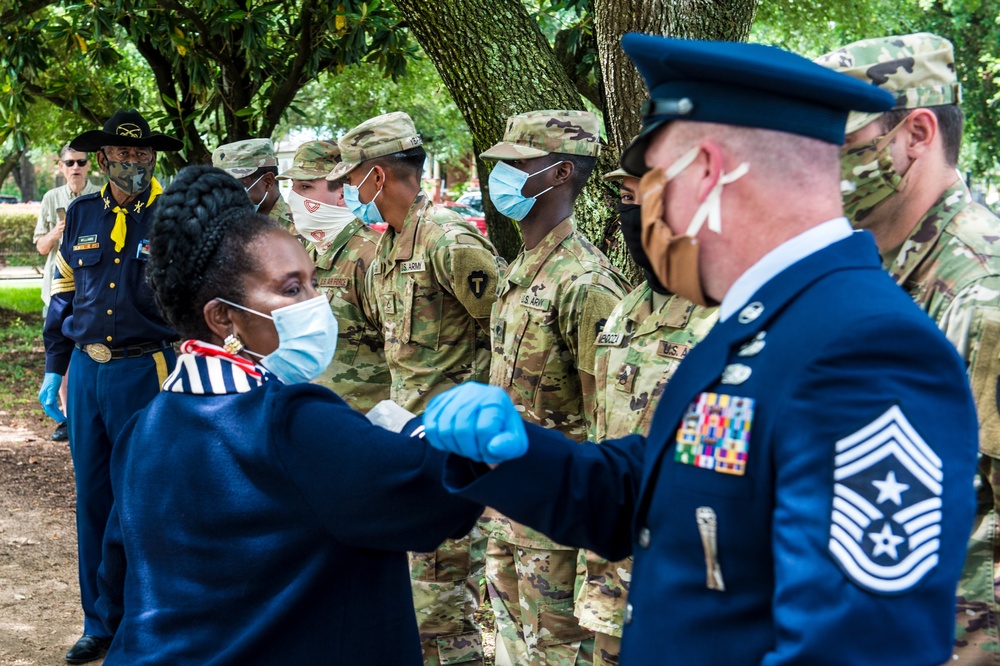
top-left (595, 0), bottom-right (759, 157)
top-left (394, 0), bottom-right (601, 261)
top-left (11, 153), bottom-right (37, 201)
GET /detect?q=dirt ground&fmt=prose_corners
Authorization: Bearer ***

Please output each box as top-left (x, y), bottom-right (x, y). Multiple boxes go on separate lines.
top-left (0, 418), bottom-right (93, 666)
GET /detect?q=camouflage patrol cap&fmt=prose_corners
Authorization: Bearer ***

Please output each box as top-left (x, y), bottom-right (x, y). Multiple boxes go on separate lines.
top-left (480, 110), bottom-right (601, 161)
top-left (212, 138), bottom-right (278, 178)
top-left (602, 168), bottom-right (630, 182)
top-left (277, 141), bottom-right (341, 180)
top-left (326, 112), bottom-right (423, 181)
top-left (815, 33), bottom-right (961, 134)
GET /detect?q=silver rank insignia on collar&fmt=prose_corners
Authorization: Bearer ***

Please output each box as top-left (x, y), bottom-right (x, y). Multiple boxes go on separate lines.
top-left (738, 331), bottom-right (766, 357)
top-left (720, 363), bottom-right (752, 385)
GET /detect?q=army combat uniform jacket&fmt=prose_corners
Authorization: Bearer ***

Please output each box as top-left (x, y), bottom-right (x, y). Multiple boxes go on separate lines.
top-left (887, 181), bottom-right (1000, 655)
top-left (309, 219), bottom-right (389, 413)
top-left (366, 193), bottom-right (502, 415)
top-left (486, 216), bottom-right (629, 550)
top-left (577, 286), bottom-right (717, 637)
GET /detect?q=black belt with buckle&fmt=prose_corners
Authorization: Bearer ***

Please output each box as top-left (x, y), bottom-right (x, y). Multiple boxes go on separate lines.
top-left (76, 341), bottom-right (168, 364)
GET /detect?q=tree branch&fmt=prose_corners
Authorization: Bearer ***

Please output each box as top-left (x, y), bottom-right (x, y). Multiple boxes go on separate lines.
top-left (263, 0), bottom-right (318, 135)
top-left (0, 0), bottom-right (58, 25)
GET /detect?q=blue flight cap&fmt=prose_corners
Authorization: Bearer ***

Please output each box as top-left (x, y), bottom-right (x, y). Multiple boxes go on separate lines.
top-left (619, 34), bottom-right (896, 175)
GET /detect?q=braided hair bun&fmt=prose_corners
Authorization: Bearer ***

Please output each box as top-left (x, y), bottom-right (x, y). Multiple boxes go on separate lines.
top-left (147, 165), bottom-right (278, 340)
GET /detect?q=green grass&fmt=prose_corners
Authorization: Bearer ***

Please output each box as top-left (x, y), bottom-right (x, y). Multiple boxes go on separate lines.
top-left (0, 285), bottom-right (46, 422)
top-left (0, 284), bottom-right (44, 313)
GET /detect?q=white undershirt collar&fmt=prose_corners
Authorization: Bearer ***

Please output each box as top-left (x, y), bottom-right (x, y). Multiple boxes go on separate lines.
top-left (719, 218), bottom-right (853, 322)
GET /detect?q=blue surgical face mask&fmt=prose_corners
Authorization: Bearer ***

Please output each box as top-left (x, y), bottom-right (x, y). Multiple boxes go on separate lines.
top-left (216, 295), bottom-right (338, 384)
top-left (343, 167), bottom-right (384, 226)
top-left (244, 173), bottom-right (269, 213)
top-left (487, 160), bottom-right (563, 221)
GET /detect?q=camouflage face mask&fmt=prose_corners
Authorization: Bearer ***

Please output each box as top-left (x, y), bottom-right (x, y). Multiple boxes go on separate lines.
top-left (104, 156), bottom-right (155, 196)
top-left (839, 119), bottom-right (907, 227)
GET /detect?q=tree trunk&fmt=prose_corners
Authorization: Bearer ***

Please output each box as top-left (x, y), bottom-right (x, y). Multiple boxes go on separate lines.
top-left (595, 0), bottom-right (759, 158)
top-left (394, 0), bottom-right (604, 262)
top-left (0, 149), bottom-right (27, 195)
top-left (11, 153), bottom-right (37, 202)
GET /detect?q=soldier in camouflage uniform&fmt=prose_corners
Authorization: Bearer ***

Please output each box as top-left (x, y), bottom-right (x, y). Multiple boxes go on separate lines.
top-left (213, 138), bottom-right (296, 236)
top-left (480, 110), bottom-right (630, 666)
top-left (578, 168), bottom-right (719, 666)
top-left (328, 112), bottom-right (503, 666)
top-left (276, 140), bottom-right (389, 412)
top-left (818, 33), bottom-right (1000, 664)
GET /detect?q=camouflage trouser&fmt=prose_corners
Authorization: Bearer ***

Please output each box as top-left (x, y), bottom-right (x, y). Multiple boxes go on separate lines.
top-left (410, 524), bottom-right (486, 666)
top-left (954, 455), bottom-right (1000, 663)
top-left (486, 537), bottom-right (595, 666)
top-left (573, 549), bottom-right (629, 666)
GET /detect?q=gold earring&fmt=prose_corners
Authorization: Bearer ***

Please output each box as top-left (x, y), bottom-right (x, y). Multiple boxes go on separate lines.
top-left (223, 333), bottom-right (245, 355)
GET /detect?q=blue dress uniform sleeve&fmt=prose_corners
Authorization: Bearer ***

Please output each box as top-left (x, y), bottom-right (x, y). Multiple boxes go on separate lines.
top-left (272, 384), bottom-right (483, 552)
top-left (762, 312), bottom-right (977, 666)
top-left (443, 425), bottom-right (646, 562)
top-left (43, 205), bottom-right (79, 374)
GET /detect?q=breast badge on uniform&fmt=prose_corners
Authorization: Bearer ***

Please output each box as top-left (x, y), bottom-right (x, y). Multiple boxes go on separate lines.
top-left (829, 405), bottom-right (943, 594)
top-left (675, 392), bottom-right (754, 475)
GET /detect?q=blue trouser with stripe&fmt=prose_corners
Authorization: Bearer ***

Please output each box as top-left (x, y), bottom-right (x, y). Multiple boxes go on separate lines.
top-left (67, 346), bottom-right (175, 637)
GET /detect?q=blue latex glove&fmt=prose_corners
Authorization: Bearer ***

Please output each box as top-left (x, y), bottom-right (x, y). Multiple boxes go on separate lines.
top-left (38, 372), bottom-right (66, 423)
top-left (423, 382), bottom-right (528, 464)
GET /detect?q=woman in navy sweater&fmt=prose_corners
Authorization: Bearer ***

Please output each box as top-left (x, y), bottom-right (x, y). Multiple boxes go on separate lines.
top-left (95, 165), bottom-right (481, 665)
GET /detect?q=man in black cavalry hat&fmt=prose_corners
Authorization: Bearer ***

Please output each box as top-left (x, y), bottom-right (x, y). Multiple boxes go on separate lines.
top-left (38, 109), bottom-right (183, 664)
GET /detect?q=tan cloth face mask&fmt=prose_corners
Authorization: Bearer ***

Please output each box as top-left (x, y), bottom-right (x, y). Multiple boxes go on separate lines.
top-left (639, 146), bottom-right (749, 307)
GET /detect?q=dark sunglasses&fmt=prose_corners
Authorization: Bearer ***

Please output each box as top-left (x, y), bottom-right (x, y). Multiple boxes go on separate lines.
top-left (62, 159), bottom-right (89, 167)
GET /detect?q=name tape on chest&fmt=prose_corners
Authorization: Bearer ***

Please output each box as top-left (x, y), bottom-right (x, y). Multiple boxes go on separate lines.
top-left (675, 392), bottom-right (754, 476)
top-left (319, 277), bottom-right (350, 289)
top-left (401, 260), bottom-right (426, 274)
top-left (520, 294), bottom-right (550, 311)
top-left (73, 234), bottom-right (99, 252)
top-left (828, 405), bottom-right (943, 594)
top-left (596, 332), bottom-right (625, 347)
top-left (658, 340), bottom-right (692, 360)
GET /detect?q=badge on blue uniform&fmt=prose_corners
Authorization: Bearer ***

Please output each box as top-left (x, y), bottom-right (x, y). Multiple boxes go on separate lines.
top-left (828, 405), bottom-right (942, 594)
top-left (675, 392), bottom-right (754, 475)
top-left (136, 239), bottom-right (151, 258)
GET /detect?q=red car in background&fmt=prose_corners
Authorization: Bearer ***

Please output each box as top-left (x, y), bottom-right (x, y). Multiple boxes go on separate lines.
top-left (370, 202), bottom-right (488, 236)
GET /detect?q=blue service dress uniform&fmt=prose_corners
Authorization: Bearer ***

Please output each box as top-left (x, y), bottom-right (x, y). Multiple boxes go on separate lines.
top-left (442, 231), bottom-right (978, 665)
top-left (43, 181), bottom-right (177, 638)
top-left (96, 349), bottom-right (482, 664)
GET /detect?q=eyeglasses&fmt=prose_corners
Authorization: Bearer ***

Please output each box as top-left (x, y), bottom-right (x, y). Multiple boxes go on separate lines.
top-left (61, 159), bottom-right (89, 167)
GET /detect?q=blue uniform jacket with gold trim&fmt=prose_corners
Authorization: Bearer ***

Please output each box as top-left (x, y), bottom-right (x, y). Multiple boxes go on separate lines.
top-left (43, 184), bottom-right (175, 374)
top-left (444, 231), bottom-right (978, 665)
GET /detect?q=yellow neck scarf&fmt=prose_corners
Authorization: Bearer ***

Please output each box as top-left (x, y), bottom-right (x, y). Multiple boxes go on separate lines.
top-left (104, 177), bottom-right (163, 253)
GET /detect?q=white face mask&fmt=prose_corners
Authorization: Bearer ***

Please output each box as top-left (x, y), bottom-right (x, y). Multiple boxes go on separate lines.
top-left (288, 189), bottom-right (358, 245)
top-left (245, 173), bottom-right (269, 212)
top-left (216, 295), bottom-right (338, 384)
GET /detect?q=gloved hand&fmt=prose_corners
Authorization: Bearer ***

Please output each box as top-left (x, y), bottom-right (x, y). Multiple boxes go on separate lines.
top-left (423, 382), bottom-right (528, 464)
top-left (38, 372), bottom-right (66, 423)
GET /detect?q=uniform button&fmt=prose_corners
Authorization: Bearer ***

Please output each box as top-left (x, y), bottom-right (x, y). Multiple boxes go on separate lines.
top-left (624, 603), bottom-right (633, 625)
top-left (106, 336), bottom-right (112, 342)
top-left (78, 259), bottom-right (83, 266)
top-left (109, 282), bottom-right (115, 289)
top-left (106, 309), bottom-right (113, 315)
top-left (638, 527), bottom-right (651, 549)
top-left (114, 258), bottom-right (120, 264)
